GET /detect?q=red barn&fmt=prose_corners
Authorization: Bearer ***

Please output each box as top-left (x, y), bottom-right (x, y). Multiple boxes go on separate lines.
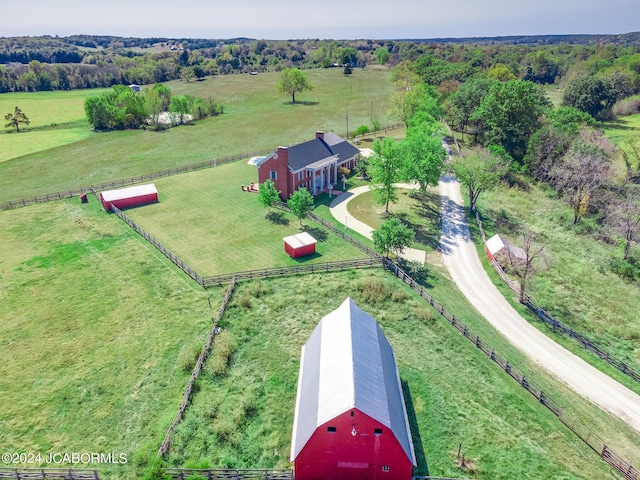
top-left (99, 184), bottom-right (158, 212)
top-left (291, 298), bottom-right (416, 480)
top-left (283, 232), bottom-right (317, 258)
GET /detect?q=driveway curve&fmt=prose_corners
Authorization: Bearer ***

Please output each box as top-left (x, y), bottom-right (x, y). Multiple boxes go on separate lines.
top-left (439, 175), bottom-right (640, 434)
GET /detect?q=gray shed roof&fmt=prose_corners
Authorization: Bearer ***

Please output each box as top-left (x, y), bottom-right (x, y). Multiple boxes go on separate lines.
top-left (287, 133), bottom-right (360, 172)
top-left (290, 298), bottom-right (416, 465)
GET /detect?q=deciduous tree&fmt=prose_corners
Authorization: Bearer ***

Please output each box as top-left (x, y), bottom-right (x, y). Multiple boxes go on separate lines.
top-left (372, 217), bottom-right (415, 258)
top-left (400, 123), bottom-right (446, 192)
top-left (258, 179), bottom-right (281, 210)
top-left (369, 137), bottom-right (402, 214)
top-left (4, 106), bottom-right (30, 132)
top-left (452, 148), bottom-right (509, 213)
top-left (276, 68), bottom-right (313, 104)
top-left (287, 187), bottom-right (314, 226)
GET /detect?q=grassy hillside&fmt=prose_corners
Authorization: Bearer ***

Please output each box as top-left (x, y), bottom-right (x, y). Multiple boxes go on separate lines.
top-left (0, 68), bottom-right (393, 202)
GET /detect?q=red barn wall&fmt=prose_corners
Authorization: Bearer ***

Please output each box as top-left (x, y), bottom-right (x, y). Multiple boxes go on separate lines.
top-left (285, 242), bottom-right (316, 258)
top-left (294, 409), bottom-right (413, 480)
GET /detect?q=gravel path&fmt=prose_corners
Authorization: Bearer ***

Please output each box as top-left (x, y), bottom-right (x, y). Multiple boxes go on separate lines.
top-left (439, 174), bottom-right (640, 434)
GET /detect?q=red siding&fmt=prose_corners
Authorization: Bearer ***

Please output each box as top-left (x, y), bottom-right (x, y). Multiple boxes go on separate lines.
top-left (258, 148), bottom-right (290, 200)
top-left (294, 409), bottom-right (413, 480)
top-left (284, 242), bottom-right (316, 258)
top-left (100, 192), bottom-right (158, 212)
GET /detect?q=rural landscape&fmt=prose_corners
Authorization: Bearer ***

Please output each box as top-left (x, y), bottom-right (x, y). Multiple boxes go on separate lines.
top-left (1, 31), bottom-right (640, 480)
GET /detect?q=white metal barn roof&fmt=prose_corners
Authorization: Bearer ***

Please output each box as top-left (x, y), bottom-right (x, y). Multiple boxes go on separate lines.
top-left (290, 298), bottom-right (416, 465)
top-left (283, 232), bottom-right (318, 248)
top-left (100, 183), bottom-right (158, 203)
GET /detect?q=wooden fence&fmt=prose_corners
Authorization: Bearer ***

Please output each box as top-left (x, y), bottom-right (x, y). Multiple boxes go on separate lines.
top-left (474, 211), bottom-right (640, 386)
top-left (112, 206), bottom-right (205, 285)
top-left (201, 258), bottom-right (381, 286)
top-left (383, 259), bottom-right (639, 480)
top-left (164, 468), bottom-right (292, 480)
top-left (158, 278), bottom-right (236, 458)
top-left (0, 469), bottom-right (99, 479)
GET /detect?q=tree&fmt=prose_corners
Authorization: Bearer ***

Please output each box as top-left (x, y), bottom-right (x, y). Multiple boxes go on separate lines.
top-left (169, 95), bottom-right (190, 125)
top-left (369, 137), bottom-right (402, 214)
top-left (145, 87), bottom-right (163, 129)
top-left (606, 184), bottom-right (640, 260)
top-left (354, 125), bottom-right (369, 138)
top-left (400, 124), bottom-right (446, 192)
top-left (287, 187), bottom-right (314, 226)
top-left (258, 179), bottom-right (281, 210)
top-left (549, 139), bottom-right (612, 224)
top-left (471, 79), bottom-right (551, 162)
top-left (452, 148), bottom-right (509, 213)
top-left (507, 229), bottom-right (546, 303)
top-left (546, 106), bottom-right (596, 135)
top-left (375, 47), bottom-right (390, 65)
top-left (343, 64), bottom-right (353, 76)
top-left (444, 76), bottom-right (496, 141)
top-left (153, 83), bottom-right (172, 111)
top-left (4, 106), bottom-right (30, 132)
top-left (562, 75), bottom-right (615, 119)
top-left (372, 218), bottom-right (415, 258)
top-left (276, 68), bottom-right (313, 104)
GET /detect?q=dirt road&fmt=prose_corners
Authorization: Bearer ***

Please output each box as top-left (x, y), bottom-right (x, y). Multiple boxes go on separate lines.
top-left (439, 175), bottom-right (640, 434)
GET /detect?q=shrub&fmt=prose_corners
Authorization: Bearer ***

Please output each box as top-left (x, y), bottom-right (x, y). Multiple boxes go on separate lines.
top-left (613, 98), bottom-right (640, 117)
top-left (414, 307), bottom-right (435, 325)
top-left (207, 330), bottom-right (236, 377)
top-left (391, 289), bottom-right (408, 302)
top-left (610, 256), bottom-right (640, 281)
top-left (357, 277), bottom-right (392, 304)
top-left (177, 341), bottom-right (202, 372)
top-left (239, 293), bottom-right (252, 309)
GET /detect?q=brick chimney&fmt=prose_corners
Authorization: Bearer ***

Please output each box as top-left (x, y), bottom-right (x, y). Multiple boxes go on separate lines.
top-left (315, 131), bottom-right (324, 140)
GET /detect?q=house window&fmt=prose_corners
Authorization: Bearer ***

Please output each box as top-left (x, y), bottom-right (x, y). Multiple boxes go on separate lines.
top-left (270, 170), bottom-right (278, 180)
top-left (350, 411), bottom-right (354, 417)
top-left (382, 466), bottom-right (389, 472)
top-left (374, 428), bottom-right (383, 435)
top-left (327, 426), bottom-right (336, 433)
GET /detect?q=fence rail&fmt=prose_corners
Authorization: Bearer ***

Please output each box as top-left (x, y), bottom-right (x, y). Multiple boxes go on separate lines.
top-left (159, 278), bottom-right (236, 457)
top-left (0, 469), bottom-right (99, 479)
top-left (382, 258), bottom-right (639, 480)
top-left (474, 211), bottom-right (640, 386)
top-left (164, 468), bottom-right (293, 480)
top-left (201, 258), bottom-right (381, 286)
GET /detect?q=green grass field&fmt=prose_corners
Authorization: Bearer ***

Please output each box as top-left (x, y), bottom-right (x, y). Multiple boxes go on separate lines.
top-left (166, 270), bottom-right (639, 480)
top-left (123, 161), bottom-right (366, 275)
top-left (0, 68), bottom-right (394, 202)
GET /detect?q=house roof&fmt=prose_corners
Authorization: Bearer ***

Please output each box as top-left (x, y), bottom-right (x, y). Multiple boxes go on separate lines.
top-left (100, 184), bottom-right (158, 202)
top-left (290, 298), bottom-right (416, 466)
top-left (287, 133), bottom-right (360, 172)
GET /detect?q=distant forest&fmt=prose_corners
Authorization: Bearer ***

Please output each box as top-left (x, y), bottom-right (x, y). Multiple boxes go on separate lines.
top-left (1, 32), bottom-right (640, 93)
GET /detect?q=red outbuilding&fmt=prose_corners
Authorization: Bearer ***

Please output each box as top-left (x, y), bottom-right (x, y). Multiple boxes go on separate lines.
top-left (291, 298), bottom-right (417, 480)
top-left (283, 232), bottom-right (317, 258)
top-left (99, 184), bottom-right (158, 212)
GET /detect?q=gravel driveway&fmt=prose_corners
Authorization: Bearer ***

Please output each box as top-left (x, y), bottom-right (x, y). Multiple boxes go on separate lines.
top-left (439, 174), bottom-right (640, 434)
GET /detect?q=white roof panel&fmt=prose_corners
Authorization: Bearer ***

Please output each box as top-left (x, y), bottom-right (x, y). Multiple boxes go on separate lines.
top-left (283, 232), bottom-right (318, 248)
top-left (101, 183), bottom-right (158, 203)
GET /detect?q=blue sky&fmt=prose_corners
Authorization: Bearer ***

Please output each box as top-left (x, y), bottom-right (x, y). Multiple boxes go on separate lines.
top-left (5, 0), bottom-right (640, 39)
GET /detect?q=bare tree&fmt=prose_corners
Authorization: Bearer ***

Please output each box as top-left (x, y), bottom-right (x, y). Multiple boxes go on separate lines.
top-left (550, 139), bottom-right (611, 224)
top-left (507, 230), bottom-right (546, 303)
top-left (606, 183), bottom-right (640, 260)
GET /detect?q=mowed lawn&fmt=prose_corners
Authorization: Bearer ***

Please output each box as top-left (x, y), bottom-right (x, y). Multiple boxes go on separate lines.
top-left (0, 198), bottom-right (213, 480)
top-left (0, 89), bottom-right (106, 163)
top-left (123, 160), bottom-right (366, 275)
top-left (0, 68), bottom-right (394, 202)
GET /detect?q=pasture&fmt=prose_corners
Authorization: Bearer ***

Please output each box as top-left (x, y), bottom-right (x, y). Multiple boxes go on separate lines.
top-left (166, 270), bottom-right (639, 480)
top-left (123, 160), bottom-right (366, 275)
top-left (0, 68), bottom-right (394, 202)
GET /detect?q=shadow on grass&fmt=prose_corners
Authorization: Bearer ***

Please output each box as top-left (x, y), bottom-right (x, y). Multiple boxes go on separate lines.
top-left (282, 100), bottom-right (320, 106)
top-left (402, 380), bottom-right (429, 476)
top-left (302, 226), bottom-right (328, 243)
top-left (292, 251), bottom-right (323, 263)
top-left (265, 211), bottom-right (290, 226)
